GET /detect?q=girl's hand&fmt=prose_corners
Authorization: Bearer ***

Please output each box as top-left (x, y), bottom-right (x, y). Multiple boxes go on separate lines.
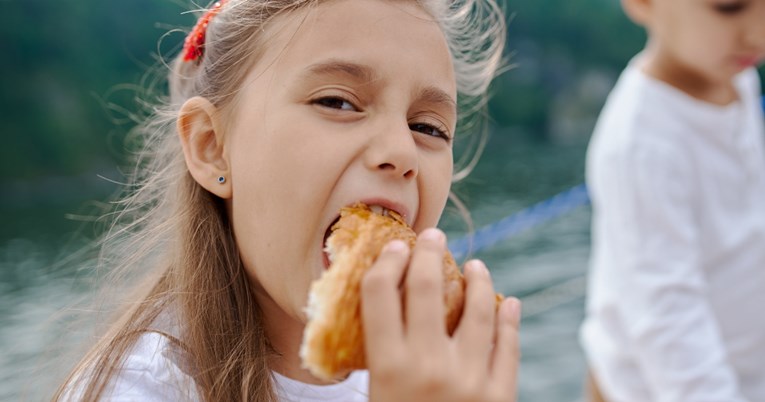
top-left (361, 228), bottom-right (521, 402)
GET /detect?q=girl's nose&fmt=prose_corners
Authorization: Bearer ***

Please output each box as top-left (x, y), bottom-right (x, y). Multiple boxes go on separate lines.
top-left (365, 121), bottom-right (418, 180)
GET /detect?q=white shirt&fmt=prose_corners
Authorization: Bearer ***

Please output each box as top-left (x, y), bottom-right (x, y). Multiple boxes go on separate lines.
top-left (273, 371), bottom-right (368, 402)
top-left (65, 329), bottom-right (369, 401)
top-left (62, 331), bottom-right (200, 401)
top-left (580, 59), bottom-right (765, 402)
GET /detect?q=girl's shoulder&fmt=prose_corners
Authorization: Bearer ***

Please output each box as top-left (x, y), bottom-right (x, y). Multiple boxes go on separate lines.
top-left (60, 309), bottom-right (200, 402)
top-left (94, 330), bottom-right (200, 401)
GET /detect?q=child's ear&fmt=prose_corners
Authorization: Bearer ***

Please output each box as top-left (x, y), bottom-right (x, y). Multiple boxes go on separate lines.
top-left (177, 96), bottom-right (232, 199)
top-left (621, 0), bottom-right (652, 26)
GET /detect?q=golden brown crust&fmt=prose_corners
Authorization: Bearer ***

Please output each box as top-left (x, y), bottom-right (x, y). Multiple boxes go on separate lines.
top-left (300, 203), bottom-right (501, 380)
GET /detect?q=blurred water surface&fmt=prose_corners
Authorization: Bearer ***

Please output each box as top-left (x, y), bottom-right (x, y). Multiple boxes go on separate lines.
top-left (0, 133), bottom-right (591, 401)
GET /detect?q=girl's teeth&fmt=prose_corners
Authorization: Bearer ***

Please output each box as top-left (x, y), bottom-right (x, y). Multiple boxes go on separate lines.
top-left (369, 205), bottom-right (389, 216)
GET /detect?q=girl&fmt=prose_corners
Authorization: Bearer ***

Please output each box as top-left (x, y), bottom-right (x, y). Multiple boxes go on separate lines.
top-left (55, 0), bottom-right (520, 401)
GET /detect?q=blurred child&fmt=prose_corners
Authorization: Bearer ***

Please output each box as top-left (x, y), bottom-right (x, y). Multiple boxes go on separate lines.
top-left (53, 0), bottom-right (521, 401)
top-left (581, 0), bottom-right (765, 400)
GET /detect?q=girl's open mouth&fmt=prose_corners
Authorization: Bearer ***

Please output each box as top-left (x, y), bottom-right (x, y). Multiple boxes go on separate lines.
top-left (321, 215), bottom-right (341, 269)
top-left (319, 204), bottom-right (402, 270)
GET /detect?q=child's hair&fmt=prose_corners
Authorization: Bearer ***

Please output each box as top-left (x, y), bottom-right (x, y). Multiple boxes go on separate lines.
top-left (54, 1), bottom-right (506, 401)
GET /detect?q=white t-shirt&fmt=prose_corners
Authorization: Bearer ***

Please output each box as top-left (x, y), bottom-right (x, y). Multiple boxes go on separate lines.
top-left (581, 58), bottom-right (765, 402)
top-left (273, 371), bottom-right (368, 402)
top-left (60, 331), bottom-right (199, 401)
top-left (64, 330), bottom-right (369, 401)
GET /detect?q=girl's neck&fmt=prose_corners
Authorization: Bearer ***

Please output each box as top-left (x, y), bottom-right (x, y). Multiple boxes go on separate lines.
top-left (639, 42), bottom-right (738, 106)
top-left (254, 288), bottom-right (334, 385)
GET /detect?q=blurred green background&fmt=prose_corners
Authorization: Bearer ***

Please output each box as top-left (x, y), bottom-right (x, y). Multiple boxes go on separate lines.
top-left (1, 0), bottom-right (644, 180)
top-left (1, 1), bottom-right (761, 401)
top-left (1, 0), bottom-right (647, 240)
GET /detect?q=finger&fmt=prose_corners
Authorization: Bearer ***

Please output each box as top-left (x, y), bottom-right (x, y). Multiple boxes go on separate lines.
top-left (404, 228), bottom-right (447, 342)
top-left (454, 260), bottom-right (496, 370)
top-left (362, 240), bottom-right (410, 368)
top-left (489, 297), bottom-right (521, 396)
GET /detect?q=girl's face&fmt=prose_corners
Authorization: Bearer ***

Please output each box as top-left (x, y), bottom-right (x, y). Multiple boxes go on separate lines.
top-left (224, 0), bottom-right (457, 332)
top-left (648, 0), bottom-right (765, 88)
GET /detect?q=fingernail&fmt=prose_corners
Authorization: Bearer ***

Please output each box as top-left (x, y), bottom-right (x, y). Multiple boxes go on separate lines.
top-left (419, 228), bottom-right (444, 244)
top-left (466, 260), bottom-right (489, 277)
top-left (502, 298), bottom-right (521, 325)
top-left (383, 240), bottom-right (408, 253)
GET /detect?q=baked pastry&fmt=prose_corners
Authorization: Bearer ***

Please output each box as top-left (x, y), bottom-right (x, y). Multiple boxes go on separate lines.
top-left (300, 203), bottom-right (492, 380)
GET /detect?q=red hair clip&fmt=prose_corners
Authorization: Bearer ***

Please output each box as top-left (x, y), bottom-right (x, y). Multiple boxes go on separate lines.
top-left (182, 0), bottom-right (229, 63)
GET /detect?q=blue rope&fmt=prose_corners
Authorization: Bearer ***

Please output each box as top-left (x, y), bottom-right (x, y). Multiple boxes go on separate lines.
top-left (448, 184), bottom-right (591, 261)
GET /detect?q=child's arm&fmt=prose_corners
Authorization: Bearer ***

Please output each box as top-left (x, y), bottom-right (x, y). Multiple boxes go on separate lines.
top-left (361, 229), bottom-right (520, 402)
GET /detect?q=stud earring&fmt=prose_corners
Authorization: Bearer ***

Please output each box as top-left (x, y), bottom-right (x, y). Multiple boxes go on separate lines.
top-left (217, 176), bottom-right (226, 184)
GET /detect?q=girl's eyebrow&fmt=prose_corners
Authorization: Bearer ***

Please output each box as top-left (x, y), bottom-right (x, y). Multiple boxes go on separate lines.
top-left (416, 86), bottom-right (457, 115)
top-left (302, 59), bottom-right (379, 83)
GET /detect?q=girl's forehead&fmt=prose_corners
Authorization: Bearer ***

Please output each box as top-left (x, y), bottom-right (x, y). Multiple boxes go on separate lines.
top-left (252, 0), bottom-right (454, 88)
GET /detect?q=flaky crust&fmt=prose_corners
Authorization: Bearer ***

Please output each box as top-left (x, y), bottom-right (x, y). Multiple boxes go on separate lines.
top-left (300, 204), bottom-right (469, 380)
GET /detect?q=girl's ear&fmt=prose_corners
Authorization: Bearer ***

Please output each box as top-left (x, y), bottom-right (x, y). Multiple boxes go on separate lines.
top-left (621, 0), bottom-right (652, 26)
top-left (177, 96), bottom-right (232, 199)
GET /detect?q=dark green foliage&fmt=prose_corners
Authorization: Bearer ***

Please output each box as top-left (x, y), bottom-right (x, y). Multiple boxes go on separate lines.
top-left (1, 0), bottom-right (192, 180)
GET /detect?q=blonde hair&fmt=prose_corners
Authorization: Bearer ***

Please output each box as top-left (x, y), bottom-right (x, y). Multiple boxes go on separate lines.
top-left (54, 0), bottom-right (506, 401)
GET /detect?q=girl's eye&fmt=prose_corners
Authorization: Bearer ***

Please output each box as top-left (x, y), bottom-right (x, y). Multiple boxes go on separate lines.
top-left (410, 122), bottom-right (450, 142)
top-left (713, 1), bottom-right (747, 14)
top-left (313, 96), bottom-right (357, 111)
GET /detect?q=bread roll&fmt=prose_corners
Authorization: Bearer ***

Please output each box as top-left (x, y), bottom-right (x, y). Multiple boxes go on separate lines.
top-left (300, 203), bottom-right (496, 380)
